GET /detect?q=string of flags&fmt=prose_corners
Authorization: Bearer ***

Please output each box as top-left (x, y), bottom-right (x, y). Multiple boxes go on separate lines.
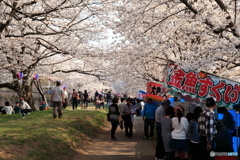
top-left (16, 73), bottom-right (67, 87)
top-left (17, 73), bottom-right (24, 83)
top-left (17, 73), bottom-right (23, 79)
top-left (33, 74), bottom-right (39, 80)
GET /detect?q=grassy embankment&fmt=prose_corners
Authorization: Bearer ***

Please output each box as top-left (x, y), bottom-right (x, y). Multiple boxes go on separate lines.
top-left (0, 105), bottom-right (107, 160)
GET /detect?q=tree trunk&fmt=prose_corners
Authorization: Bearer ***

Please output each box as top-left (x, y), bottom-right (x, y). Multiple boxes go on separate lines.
top-left (33, 79), bottom-right (49, 107)
top-left (0, 78), bottom-right (36, 111)
top-left (19, 81), bottom-right (36, 111)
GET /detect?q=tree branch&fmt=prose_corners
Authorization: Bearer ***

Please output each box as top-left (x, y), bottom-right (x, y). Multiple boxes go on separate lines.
top-left (180, 0), bottom-right (198, 14)
top-left (144, 9), bottom-right (187, 33)
top-left (214, 0), bottom-right (228, 12)
top-left (0, 83), bottom-right (17, 92)
top-left (52, 69), bottom-right (105, 80)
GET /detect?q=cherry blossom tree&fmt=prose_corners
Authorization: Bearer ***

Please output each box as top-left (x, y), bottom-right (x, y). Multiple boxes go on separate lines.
top-left (2, 0), bottom-right (240, 104)
top-left (0, 0), bottom-right (110, 109)
top-left (101, 0), bottom-right (240, 95)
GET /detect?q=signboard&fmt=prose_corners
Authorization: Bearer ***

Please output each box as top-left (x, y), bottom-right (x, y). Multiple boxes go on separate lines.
top-left (146, 82), bottom-right (165, 102)
top-left (164, 62), bottom-right (240, 108)
top-left (137, 90), bottom-right (147, 100)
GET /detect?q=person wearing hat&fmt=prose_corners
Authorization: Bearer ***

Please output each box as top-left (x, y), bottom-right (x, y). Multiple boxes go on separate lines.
top-left (155, 99), bottom-right (170, 160)
top-left (122, 98), bottom-right (135, 138)
top-left (198, 97), bottom-right (217, 160)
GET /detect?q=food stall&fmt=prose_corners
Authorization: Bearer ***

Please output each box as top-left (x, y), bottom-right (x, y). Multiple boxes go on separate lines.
top-left (161, 61), bottom-right (240, 153)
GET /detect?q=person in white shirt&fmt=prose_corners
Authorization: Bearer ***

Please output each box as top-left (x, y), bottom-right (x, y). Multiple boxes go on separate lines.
top-left (140, 100), bottom-right (145, 116)
top-left (118, 98), bottom-right (126, 130)
top-left (1, 101), bottom-right (13, 114)
top-left (51, 81), bottom-right (64, 119)
top-left (20, 96), bottom-right (32, 118)
top-left (135, 99), bottom-right (142, 116)
top-left (62, 87), bottom-right (68, 109)
top-left (171, 106), bottom-right (189, 160)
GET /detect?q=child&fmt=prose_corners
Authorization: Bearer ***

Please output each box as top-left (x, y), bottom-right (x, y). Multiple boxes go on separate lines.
top-left (40, 101), bottom-right (49, 111)
top-left (171, 106), bottom-right (189, 160)
top-left (14, 102), bottom-right (21, 114)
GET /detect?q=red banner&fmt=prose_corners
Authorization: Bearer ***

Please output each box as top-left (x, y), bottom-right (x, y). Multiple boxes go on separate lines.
top-left (164, 62), bottom-right (240, 107)
top-left (146, 82), bottom-right (165, 102)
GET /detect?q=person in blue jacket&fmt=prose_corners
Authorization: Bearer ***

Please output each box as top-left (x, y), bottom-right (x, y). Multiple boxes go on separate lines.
top-left (142, 98), bottom-right (158, 139)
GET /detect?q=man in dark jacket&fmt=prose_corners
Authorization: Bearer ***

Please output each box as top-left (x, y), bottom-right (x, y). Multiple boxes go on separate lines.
top-left (109, 98), bottom-right (122, 141)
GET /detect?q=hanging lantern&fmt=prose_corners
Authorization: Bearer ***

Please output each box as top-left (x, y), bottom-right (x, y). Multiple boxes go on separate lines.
top-left (17, 73), bottom-right (23, 79)
top-left (17, 73), bottom-right (23, 83)
top-left (62, 84), bottom-right (67, 88)
top-left (33, 74), bottom-right (39, 80)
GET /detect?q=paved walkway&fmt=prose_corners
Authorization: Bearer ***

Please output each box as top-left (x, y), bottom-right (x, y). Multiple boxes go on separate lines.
top-left (73, 116), bottom-right (157, 160)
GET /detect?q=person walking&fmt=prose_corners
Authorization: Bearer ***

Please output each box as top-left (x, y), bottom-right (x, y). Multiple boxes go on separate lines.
top-left (94, 91), bottom-right (99, 101)
top-left (105, 91), bottom-right (112, 107)
top-left (198, 97), bottom-right (217, 160)
top-left (155, 99), bottom-right (170, 160)
top-left (142, 98), bottom-right (158, 139)
top-left (109, 97), bottom-right (122, 141)
top-left (118, 98), bottom-right (126, 130)
top-left (62, 87), bottom-right (68, 109)
top-left (122, 98), bottom-right (135, 138)
top-left (83, 90), bottom-right (89, 109)
top-left (99, 95), bottom-right (105, 109)
top-left (51, 81), bottom-right (64, 119)
top-left (71, 89), bottom-right (78, 110)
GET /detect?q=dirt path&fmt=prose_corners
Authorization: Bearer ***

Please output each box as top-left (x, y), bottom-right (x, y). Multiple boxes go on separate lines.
top-left (72, 116), bottom-right (157, 160)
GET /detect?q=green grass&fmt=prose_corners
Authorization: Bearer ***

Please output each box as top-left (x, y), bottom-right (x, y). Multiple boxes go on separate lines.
top-left (0, 105), bottom-right (107, 160)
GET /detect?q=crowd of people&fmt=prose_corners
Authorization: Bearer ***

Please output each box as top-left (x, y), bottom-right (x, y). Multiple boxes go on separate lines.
top-left (65, 88), bottom-right (112, 111)
top-left (50, 81), bottom-right (115, 119)
top-left (0, 96), bottom-right (32, 118)
top-left (0, 81), bottom-right (237, 160)
top-left (108, 96), bottom-right (237, 160)
top-left (0, 81), bottom-right (112, 119)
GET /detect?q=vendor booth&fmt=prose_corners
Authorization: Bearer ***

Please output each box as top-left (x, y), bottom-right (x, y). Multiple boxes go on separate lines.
top-left (163, 62), bottom-right (240, 154)
top-left (146, 61), bottom-right (240, 155)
